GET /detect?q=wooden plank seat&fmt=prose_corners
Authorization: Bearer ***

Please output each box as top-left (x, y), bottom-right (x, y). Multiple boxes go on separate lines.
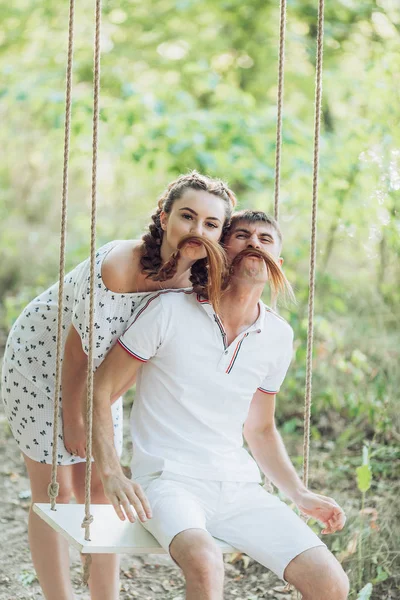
top-left (33, 503), bottom-right (236, 555)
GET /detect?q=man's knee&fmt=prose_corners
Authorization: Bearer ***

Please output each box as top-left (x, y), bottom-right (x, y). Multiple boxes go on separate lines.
top-left (285, 547), bottom-right (349, 600)
top-left (319, 565), bottom-right (349, 600)
top-left (170, 529), bottom-right (224, 581)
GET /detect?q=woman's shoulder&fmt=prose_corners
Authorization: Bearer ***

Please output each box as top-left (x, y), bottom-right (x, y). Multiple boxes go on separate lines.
top-left (101, 240), bottom-right (142, 293)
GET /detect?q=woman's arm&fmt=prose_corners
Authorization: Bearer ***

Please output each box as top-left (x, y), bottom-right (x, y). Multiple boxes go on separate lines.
top-left (62, 242), bottom-right (139, 457)
top-left (61, 324), bottom-right (89, 457)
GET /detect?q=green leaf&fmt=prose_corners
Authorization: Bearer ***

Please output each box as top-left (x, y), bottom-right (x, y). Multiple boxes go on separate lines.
top-left (19, 570), bottom-right (37, 586)
top-left (356, 583), bottom-right (373, 600)
top-left (372, 566), bottom-right (389, 584)
top-left (356, 464), bottom-right (372, 493)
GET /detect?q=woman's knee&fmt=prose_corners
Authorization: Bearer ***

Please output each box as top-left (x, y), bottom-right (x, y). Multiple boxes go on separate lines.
top-left (23, 454), bottom-right (73, 503)
top-left (71, 462), bottom-right (109, 503)
top-left (30, 481), bottom-right (73, 504)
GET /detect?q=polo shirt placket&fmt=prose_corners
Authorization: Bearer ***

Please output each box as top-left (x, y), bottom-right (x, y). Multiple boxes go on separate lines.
top-left (195, 296), bottom-right (263, 375)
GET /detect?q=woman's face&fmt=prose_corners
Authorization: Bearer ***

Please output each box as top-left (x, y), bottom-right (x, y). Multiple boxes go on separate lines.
top-left (160, 189), bottom-right (227, 260)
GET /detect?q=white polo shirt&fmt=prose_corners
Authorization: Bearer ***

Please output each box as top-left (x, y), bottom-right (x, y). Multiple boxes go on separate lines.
top-left (118, 290), bottom-right (293, 482)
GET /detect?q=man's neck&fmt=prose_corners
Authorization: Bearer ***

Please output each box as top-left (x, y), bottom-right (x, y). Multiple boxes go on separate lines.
top-left (219, 281), bottom-right (264, 342)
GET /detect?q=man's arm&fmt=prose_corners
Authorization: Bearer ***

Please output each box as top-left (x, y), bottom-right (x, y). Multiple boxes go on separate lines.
top-left (87, 342), bottom-right (152, 523)
top-left (243, 389), bottom-right (345, 534)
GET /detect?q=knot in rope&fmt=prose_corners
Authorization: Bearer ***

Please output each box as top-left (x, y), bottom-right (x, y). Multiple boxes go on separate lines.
top-left (81, 514), bottom-right (94, 528)
top-left (47, 482), bottom-right (60, 499)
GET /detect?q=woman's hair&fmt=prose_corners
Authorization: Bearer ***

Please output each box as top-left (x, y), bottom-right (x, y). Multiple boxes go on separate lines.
top-left (140, 170), bottom-right (236, 293)
top-left (153, 234), bottom-right (228, 313)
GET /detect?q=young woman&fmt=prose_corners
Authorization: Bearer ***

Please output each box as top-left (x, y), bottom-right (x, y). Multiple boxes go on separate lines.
top-left (1, 171), bottom-right (236, 600)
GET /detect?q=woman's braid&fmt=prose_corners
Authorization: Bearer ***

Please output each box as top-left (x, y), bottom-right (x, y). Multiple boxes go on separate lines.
top-left (189, 258), bottom-right (208, 296)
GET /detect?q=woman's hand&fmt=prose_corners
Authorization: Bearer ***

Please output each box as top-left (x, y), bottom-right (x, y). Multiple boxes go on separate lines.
top-left (102, 473), bottom-right (153, 523)
top-left (63, 416), bottom-right (87, 459)
top-left (295, 490), bottom-right (346, 534)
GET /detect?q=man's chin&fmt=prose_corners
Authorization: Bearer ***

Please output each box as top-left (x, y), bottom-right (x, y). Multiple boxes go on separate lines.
top-left (231, 268), bottom-right (267, 284)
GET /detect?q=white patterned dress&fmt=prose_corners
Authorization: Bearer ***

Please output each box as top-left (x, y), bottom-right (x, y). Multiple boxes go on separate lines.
top-left (1, 241), bottom-right (152, 465)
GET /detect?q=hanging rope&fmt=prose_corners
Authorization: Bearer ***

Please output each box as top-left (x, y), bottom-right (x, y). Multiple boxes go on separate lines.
top-left (49, 0), bottom-right (76, 511)
top-left (81, 1), bottom-right (102, 584)
top-left (263, 0), bottom-right (288, 495)
top-left (302, 0), bottom-right (325, 489)
top-left (273, 0), bottom-right (287, 222)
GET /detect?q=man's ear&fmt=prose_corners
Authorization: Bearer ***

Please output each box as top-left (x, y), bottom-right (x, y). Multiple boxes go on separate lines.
top-left (159, 210), bottom-right (168, 231)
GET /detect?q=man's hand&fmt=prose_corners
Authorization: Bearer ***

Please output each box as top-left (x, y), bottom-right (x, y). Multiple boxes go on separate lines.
top-left (63, 416), bottom-right (87, 458)
top-left (102, 473), bottom-right (153, 523)
top-left (294, 490), bottom-right (346, 534)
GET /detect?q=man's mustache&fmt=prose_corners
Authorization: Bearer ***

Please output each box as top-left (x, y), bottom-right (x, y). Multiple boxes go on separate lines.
top-left (223, 246), bottom-right (295, 304)
top-left (221, 246), bottom-right (281, 292)
top-left (229, 247), bottom-right (276, 272)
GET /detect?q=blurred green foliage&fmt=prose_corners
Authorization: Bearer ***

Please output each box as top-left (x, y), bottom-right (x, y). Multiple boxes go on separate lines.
top-left (0, 1), bottom-right (399, 596)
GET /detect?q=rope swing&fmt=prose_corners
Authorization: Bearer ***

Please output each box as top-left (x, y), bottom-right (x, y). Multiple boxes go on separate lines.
top-left (37, 0), bottom-right (326, 588)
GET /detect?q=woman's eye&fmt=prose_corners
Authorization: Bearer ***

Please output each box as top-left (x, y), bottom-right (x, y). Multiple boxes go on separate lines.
top-left (206, 222), bottom-right (218, 229)
top-left (182, 214), bottom-right (193, 220)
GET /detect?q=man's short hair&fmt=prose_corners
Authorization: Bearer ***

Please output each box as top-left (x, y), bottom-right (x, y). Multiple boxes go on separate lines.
top-left (223, 210), bottom-right (283, 249)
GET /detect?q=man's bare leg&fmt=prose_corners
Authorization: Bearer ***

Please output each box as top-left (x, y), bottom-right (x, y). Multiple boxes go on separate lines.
top-left (170, 529), bottom-right (224, 600)
top-left (284, 546), bottom-right (349, 600)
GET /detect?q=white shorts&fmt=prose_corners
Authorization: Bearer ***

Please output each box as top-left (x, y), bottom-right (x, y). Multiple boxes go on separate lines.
top-left (135, 471), bottom-right (325, 581)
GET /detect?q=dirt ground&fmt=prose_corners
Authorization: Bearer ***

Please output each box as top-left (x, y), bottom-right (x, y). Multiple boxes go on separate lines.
top-left (0, 402), bottom-right (299, 600)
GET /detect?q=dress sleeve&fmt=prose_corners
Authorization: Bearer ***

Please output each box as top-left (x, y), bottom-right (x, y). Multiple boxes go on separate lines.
top-left (71, 257), bottom-right (94, 354)
top-left (70, 248), bottom-right (114, 358)
top-left (118, 293), bottom-right (166, 362)
top-left (258, 327), bottom-right (294, 395)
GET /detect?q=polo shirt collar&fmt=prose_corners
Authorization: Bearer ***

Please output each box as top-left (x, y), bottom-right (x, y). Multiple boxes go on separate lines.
top-left (196, 294), bottom-right (267, 334)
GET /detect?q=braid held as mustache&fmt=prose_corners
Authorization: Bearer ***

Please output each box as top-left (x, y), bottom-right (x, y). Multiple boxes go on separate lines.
top-left (224, 247), bottom-right (295, 303)
top-left (151, 234), bottom-right (227, 313)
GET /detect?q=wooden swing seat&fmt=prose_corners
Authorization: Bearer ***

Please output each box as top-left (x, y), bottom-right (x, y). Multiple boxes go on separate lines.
top-left (33, 503), bottom-right (236, 555)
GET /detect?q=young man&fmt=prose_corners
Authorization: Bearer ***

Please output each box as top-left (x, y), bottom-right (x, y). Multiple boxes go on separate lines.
top-left (91, 211), bottom-right (349, 600)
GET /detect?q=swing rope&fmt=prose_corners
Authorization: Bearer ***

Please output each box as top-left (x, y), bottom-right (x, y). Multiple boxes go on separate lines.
top-left (264, 0), bottom-right (288, 493)
top-left (302, 0), bottom-right (325, 489)
top-left (273, 0), bottom-right (287, 223)
top-left (48, 0), bottom-right (76, 511)
top-left (82, 0), bottom-right (102, 542)
top-left (81, 0), bottom-right (102, 585)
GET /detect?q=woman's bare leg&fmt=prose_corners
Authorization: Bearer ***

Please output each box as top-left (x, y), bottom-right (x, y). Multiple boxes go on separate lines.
top-left (23, 453), bottom-right (75, 600)
top-left (72, 462), bottom-right (120, 600)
